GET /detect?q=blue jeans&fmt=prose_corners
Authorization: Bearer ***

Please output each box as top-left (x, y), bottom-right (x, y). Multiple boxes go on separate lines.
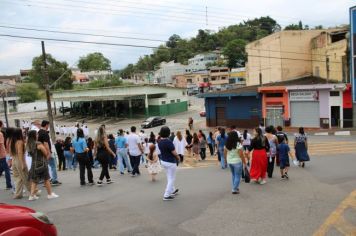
top-left (64, 151), bottom-right (74, 169)
top-left (218, 147), bottom-right (226, 169)
top-left (229, 162), bottom-right (242, 192)
top-left (48, 156), bottom-right (58, 182)
top-left (117, 148), bottom-right (132, 173)
top-left (0, 158), bottom-right (12, 188)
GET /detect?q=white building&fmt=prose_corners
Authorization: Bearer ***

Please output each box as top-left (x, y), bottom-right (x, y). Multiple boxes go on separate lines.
top-left (154, 61), bottom-right (187, 84)
top-left (186, 53), bottom-right (218, 72)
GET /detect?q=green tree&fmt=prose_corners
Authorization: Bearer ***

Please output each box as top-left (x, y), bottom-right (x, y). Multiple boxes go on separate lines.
top-left (30, 54), bottom-right (73, 90)
top-left (166, 34), bottom-right (181, 48)
top-left (284, 21), bottom-right (304, 30)
top-left (16, 83), bottom-right (40, 103)
top-left (78, 52), bottom-right (111, 72)
top-left (223, 39), bottom-right (247, 68)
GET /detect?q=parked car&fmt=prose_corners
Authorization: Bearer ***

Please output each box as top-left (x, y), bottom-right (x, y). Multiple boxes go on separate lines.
top-left (0, 203), bottom-right (57, 236)
top-left (141, 117), bottom-right (166, 128)
top-left (59, 106), bottom-right (71, 113)
top-left (200, 111), bottom-right (206, 117)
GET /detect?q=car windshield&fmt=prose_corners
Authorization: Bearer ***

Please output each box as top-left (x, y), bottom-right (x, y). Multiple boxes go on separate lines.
top-left (145, 117), bottom-right (155, 122)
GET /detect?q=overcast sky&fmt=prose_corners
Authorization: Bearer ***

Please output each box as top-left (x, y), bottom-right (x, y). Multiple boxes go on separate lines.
top-left (0, 0), bottom-right (355, 75)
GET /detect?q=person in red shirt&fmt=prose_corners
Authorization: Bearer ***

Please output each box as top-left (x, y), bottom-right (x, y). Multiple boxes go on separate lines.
top-left (0, 120), bottom-right (12, 189)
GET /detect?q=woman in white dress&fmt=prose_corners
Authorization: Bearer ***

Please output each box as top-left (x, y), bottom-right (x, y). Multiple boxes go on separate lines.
top-left (146, 144), bottom-right (161, 182)
top-left (173, 131), bottom-right (187, 163)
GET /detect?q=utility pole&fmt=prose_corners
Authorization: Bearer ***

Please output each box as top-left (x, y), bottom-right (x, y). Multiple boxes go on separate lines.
top-left (326, 55), bottom-right (330, 83)
top-left (41, 41), bottom-right (56, 142)
top-left (1, 91), bottom-right (9, 127)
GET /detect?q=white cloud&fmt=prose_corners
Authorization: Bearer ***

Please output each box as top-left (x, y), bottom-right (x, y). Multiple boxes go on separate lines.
top-left (0, 0), bottom-right (355, 74)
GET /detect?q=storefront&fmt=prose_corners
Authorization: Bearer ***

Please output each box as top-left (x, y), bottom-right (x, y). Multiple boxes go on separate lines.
top-left (259, 86), bottom-right (289, 127)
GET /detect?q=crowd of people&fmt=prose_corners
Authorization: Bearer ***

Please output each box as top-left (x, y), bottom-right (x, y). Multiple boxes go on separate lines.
top-left (0, 118), bottom-right (310, 201)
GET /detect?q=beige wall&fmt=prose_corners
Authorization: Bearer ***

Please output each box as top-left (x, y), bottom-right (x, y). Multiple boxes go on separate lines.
top-left (311, 33), bottom-right (347, 82)
top-left (246, 30), bottom-right (323, 86)
top-left (173, 73), bottom-right (208, 88)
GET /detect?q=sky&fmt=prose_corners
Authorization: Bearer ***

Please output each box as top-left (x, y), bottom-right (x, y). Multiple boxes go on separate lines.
top-left (0, 0), bottom-right (355, 75)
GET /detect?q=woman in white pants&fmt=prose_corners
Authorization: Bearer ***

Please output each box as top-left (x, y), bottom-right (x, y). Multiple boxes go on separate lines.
top-left (158, 126), bottom-right (180, 201)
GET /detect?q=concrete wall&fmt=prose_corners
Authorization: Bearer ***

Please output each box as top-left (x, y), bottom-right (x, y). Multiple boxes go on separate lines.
top-left (246, 30), bottom-right (324, 86)
top-left (311, 34), bottom-right (347, 82)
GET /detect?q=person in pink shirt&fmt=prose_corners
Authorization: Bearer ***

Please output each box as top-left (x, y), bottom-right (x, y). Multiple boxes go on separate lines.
top-left (0, 120), bottom-right (12, 190)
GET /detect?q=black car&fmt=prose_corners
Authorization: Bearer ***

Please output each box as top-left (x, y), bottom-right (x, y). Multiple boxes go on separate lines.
top-left (59, 106), bottom-right (71, 113)
top-left (141, 117), bottom-right (166, 129)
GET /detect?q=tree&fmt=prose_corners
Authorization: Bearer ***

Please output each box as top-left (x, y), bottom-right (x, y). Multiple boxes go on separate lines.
top-left (223, 39), bottom-right (247, 68)
top-left (16, 83), bottom-right (40, 103)
top-left (30, 54), bottom-right (73, 90)
top-left (78, 52), bottom-right (111, 72)
top-left (166, 34), bottom-right (181, 48)
top-left (284, 21), bottom-right (304, 30)
top-left (314, 25), bottom-right (323, 30)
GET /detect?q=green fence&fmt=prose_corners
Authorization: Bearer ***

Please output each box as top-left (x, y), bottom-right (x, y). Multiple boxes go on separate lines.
top-left (148, 101), bottom-right (188, 116)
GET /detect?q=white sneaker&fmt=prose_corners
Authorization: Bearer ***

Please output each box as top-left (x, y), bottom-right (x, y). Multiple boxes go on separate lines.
top-left (47, 193), bottom-right (59, 200)
top-left (29, 195), bottom-right (39, 201)
top-left (35, 189), bottom-right (42, 196)
top-left (259, 180), bottom-right (267, 185)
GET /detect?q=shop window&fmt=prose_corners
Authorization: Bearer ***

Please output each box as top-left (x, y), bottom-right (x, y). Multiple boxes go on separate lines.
top-left (330, 91), bottom-right (340, 97)
top-left (266, 93), bottom-right (283, 97)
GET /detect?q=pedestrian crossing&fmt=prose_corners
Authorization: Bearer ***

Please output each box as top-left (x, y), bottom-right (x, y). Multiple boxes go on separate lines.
top-left (180, 141), bottom-right (356, 169)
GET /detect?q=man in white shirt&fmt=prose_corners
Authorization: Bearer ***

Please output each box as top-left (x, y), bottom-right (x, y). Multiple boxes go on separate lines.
top-left (127, 126), bottom-right (143, 177)
top-left (230, 125), bottom-right (242, 139)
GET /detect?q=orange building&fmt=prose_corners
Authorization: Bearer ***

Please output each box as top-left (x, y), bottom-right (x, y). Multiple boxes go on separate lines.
top-left (258, 86), bottom-right (290, 127)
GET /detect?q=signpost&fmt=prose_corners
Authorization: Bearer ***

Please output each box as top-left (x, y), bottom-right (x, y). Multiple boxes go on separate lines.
top-left (351, 6), bottom-right (356, 102)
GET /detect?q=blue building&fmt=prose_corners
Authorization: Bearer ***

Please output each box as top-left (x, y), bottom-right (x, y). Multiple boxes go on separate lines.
top-left (200, 86), bottom-right (262, 128)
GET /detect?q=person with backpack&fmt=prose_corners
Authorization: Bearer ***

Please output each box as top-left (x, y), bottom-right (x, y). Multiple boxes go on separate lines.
top-left (265, 126), bottom-right (278, 178)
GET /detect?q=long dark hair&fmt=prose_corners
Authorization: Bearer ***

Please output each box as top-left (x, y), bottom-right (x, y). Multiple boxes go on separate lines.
top-left (76, 128), bottom-right (84, 141)
top-left (64, 136), bottom-right (71, 146)
top-left (186, 129), bottom-right (192, 138)
top-left (193, 133), bottom-right (199, 144)
top-left (87, 137), bottom-right (94, 149)
top-left (148, 144), bottom-right (156, 161)
top-left (10, 128), bottom-right (24, 156)
top-left (254, 127), bottom-right (265, 146)
top-left (209, 132), bottom-right (213, 139)
top-left (243, 130), bottom-right (248, 139)
top-left (299, 127), bottom-right (305, 135)
top-left (26, 130), bottom-right (37, 156)
top-left (4, 127), bottom-right (14, 148)
top-left (225, 131), bottom-right (238, 151)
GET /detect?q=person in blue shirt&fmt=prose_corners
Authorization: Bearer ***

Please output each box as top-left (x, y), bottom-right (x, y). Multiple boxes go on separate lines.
top-left (115, 129), bottom-right (132, 175)
top-left (277, 136), bottom-right (293, 180)
top-left (216, 128), bottom-right (228, 169)
top-left (72, 128), bottom-right (93, 186)
top-left (158, 126), bottom-right (180, 201)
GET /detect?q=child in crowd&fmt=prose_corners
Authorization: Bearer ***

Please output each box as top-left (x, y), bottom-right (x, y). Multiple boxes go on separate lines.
top-left (277, 136), bottom-right (293, 180)
top-left (146, 144), bottom-right (161, 182)
top-left (144, 138), bottom-right (151, 168)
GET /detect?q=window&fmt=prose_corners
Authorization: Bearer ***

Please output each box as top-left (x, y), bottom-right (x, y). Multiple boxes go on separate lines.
top-left (182, 91), bottom-right (185, 95)
top-left (266, 93), bottom-right (283, 97)
top-left (177, 99), bottom-right (181, 102)
top-left (187, 79), bottom-right (192, 83)
top-left (161, 101), bottom-right (166, 105)
top-left (221, 77), bottom-right (226, 80)
top-left (330, 91), bottom-right (340, 97)
top-left (203, 78), bottom-right (208, 82)
top-left (314, 66), bottom-right (320, 77)
top-left (170, 100), bottom-right (175, 103)
top-left (211, 77), bottom-right (216, 81)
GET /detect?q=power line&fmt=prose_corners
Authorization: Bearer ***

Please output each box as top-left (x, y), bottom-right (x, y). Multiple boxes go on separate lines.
top-left (0, 25), bottom-right (166, 42)
top-left (0, 33), bottom-right (162, 49)
top-left (5, 0), bottom-right (299, 28)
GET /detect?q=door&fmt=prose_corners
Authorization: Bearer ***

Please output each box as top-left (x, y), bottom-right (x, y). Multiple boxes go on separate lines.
top-left (216, 107), bottom-right (226, 126)
top-left (331, 106), bottom-right (340, 127)
top-left (290, 102), bottom-right (320, 128)
top-left (266, 106), bottom-right (284, 127)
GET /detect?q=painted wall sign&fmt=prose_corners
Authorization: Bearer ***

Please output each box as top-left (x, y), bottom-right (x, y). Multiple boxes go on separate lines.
top-left (289, 91), bottom-right (319, 101)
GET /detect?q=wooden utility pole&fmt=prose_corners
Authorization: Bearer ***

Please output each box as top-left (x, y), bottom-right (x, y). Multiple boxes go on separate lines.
top-left (41, 41), bottom-right (56, 142)
top-left (1, 91), bottom-right (9, 127)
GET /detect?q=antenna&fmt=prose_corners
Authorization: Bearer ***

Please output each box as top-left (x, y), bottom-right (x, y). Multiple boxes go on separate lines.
top-left (205, 6), bottom-right (208, 27)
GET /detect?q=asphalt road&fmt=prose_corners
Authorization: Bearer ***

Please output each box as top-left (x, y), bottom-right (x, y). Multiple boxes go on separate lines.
top-left (1, 135), bottom-right (356, 236)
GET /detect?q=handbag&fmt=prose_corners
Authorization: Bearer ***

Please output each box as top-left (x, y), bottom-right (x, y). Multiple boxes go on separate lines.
top-left (244, 167), bottom-right (250, 183)
top-left (34, 151), bottom-right (46, 175)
